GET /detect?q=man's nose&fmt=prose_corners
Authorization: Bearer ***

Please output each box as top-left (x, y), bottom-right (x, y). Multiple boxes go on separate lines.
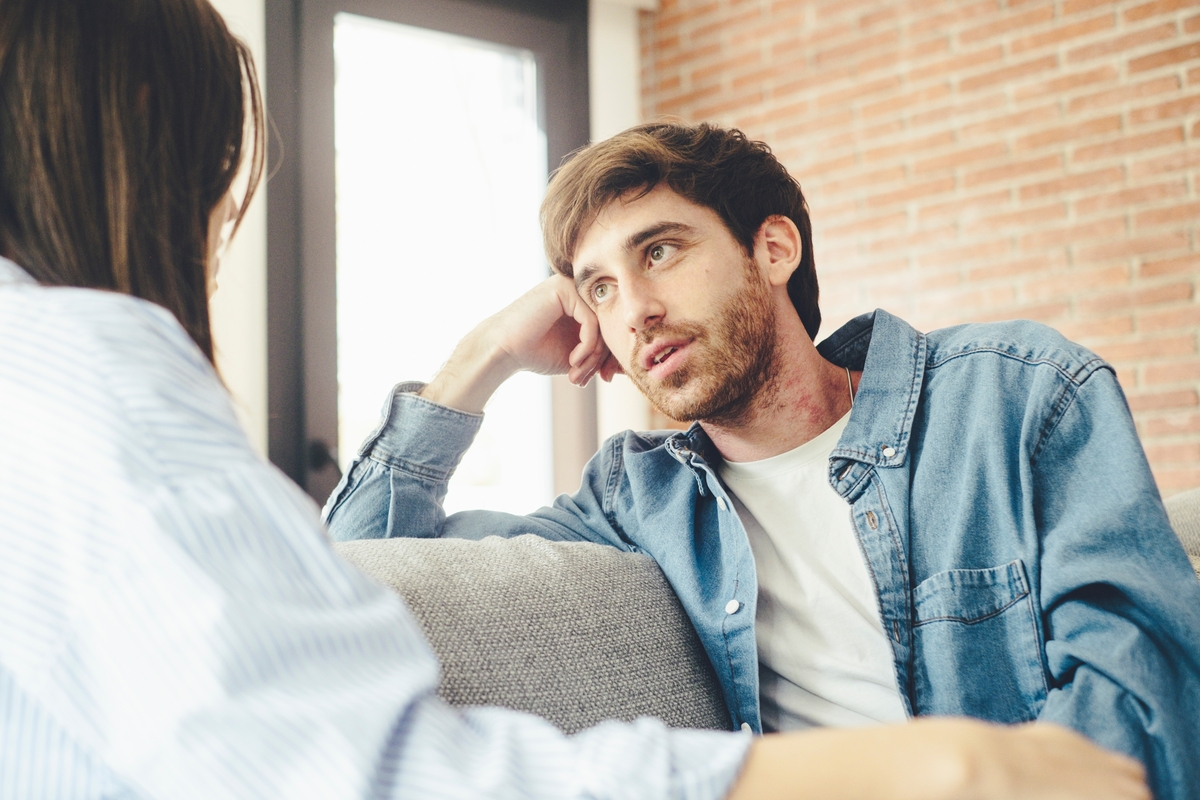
top-left (622, 275), bottom-right (666, 332)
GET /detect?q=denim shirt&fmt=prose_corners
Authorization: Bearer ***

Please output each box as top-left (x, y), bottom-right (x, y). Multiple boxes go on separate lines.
top-left (325, 309), bottom-right (1200, 800)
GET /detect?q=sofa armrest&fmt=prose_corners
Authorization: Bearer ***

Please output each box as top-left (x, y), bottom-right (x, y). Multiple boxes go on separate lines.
top-left (333, 535), bottom-right (731, 734)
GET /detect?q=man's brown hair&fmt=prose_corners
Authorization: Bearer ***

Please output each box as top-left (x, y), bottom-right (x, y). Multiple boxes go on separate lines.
top-left (0, 0), bottom-right (264, 362)
top-left (541, 121), bottom-right (820, 340)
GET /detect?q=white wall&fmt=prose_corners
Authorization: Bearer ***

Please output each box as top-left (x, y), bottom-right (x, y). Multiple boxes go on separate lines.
top-left (208, 0), bottom-right (269, 456)
top-left (590, 0), bottom-right (656, 439)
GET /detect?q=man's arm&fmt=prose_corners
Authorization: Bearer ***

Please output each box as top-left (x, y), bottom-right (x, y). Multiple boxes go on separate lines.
top-left (323, 276), bottom-right (625, 545)
top-left (1031, 367), bottom-right (1200, 800)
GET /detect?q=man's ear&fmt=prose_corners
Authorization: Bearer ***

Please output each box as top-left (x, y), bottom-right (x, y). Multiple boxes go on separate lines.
top-left (753, 215), bottom-right (803, 288)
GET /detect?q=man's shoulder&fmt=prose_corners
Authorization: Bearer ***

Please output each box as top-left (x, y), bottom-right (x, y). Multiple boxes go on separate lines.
top-left (923, 319), bottom-right (1109, 385)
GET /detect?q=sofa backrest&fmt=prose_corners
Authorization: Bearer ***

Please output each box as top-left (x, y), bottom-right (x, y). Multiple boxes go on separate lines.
top-left (333, 535), bottom-right (731, 734)
top-left (1164, 487), bottom-right (1200, 578)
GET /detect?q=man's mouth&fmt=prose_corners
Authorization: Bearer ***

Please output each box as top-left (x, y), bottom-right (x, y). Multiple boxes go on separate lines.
top-left (653, 346), bottom-right (678, 365)
top-left (640, 338), bottom-right (692, 374)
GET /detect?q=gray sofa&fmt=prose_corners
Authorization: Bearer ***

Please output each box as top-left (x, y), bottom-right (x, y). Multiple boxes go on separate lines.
top-left (333, 487), bottom-right (1200, 733)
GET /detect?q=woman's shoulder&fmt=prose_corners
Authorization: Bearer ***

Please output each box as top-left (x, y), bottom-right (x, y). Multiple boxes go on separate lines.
top-left (0, 267), bottom-right (249, 474)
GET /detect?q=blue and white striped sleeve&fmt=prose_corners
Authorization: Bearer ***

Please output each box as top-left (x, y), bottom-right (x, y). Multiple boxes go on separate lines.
top-left (0, 268), bottom-right (751, 800)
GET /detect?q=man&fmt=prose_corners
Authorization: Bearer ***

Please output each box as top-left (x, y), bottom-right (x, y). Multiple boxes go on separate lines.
top-left (324, 122), bottom-right (1200, 799)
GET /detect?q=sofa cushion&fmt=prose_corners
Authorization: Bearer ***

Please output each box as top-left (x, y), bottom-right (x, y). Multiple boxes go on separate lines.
top-left (1165, 487), bottom-right (1200, 578)
top-left (333, 535), bottom-right (731, 734)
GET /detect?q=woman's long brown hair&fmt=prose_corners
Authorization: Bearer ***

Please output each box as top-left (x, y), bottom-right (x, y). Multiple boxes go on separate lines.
top-left (0, 0), bottom-right (264, 362)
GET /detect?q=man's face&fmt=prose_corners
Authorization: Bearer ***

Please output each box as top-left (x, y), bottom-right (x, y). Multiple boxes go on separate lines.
top-left (571, 185), bottom-right (779, 423)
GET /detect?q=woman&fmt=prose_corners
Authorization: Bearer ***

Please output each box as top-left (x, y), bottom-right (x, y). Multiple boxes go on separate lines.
top-left (0, 1), bottom-right (1150, 798)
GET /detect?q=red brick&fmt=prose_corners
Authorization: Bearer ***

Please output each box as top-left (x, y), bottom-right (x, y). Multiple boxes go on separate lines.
top-left (1014, 65), bottom-right (1119, 103)
top-left (964, 154), bottom-right (1063, 188)
top-left (1149, 465), bottom-right (1200, 491)
top-left (915, 238), bottom-right (1013, 269)
top-left (690, 51), bottom-right (762, 84)
top-left (908, 1), bottom-right (998, 39)
top-left (912, 92), bottom-right (1010, 129)
top-left (1130, 94), bottom-right (1200, 125)
top-left (960, 101), bottom-right (1063, 137)
top-left (959, 6), bottom-right (1056, 45)
top-left (1075, 180), bottom-right (1188, 216)
top-left (822, 211), bottom-right (908, 238)
top-left (1055, 314), bottom-right (1136, 340)
top-left (1020, 220), bottom-right (1128, 253)
top-left (1139, 255), bottom-right (1200, 278)
top-left (1188, 12), bottom-right (1200, 32)
top-left (1012, 13), bottom-right (1116, 55)
top-left (866, 177), bottom-right (957, 209)
top-left (1074, 127), bottom-right (1185, 163)
top-left (1093, 334), bottom-right (1196, 362)
top-left (1135, 201), bottom-right (1200, 228)
top-left (1129, 42), bottom-right (1200, 74)
top-left (862, 83), bottom-right (953, 119)
top-left (1080, 281), bottom-right (1194, 314)
top-left (862, 130), bottom-right (957, 165)
top-left (914, 142), bottom-right (1010, 174)
top-left (1066, 23), bottom-right (1177, 63)
top-left (1077, 231), bottom-right (1190, 263)
top-left (908, 45), bottom-right (1005, 84)
top-left (1145, 359), bottom-right (1200, 384)
top-left (1130, 147), bottom-right (1200, 178)
top-left (1064, 0), bottom-right (1119, 15)
top-left (816, 75), bottom-right (903, 109)
top-left (1018, 166), bottom-right (1124, 201)
top-left (821, 166), bottom-right (908, 197)
top-left (967, 251), bottom-right (1071, 282)
top-left (1144, 442), bottom-right (1200, 464)
top-left (1140, 304), bottom-right (1200, 332)
top-left (1143, 413), bottom-right (1200, 436)
top-left (967, 202), bottom-right (1069, 233)
top-left (960, 55), bottom-right (1059, 94)
top-left (1125, 0), bottom-right (1200, 21)
top-left (1016, 115), bottom-right (1122, 152)
top-left (814, 29), bottom-right (901, 67)
top-left (1068, 75), bottom-right (1181, 114)
top-left (1022, 265), bottom-right (1131, 300)
top-left (1127, 388), bottom-right (1200, 412)
top-left (919, 189), bottom-right (1012, 221)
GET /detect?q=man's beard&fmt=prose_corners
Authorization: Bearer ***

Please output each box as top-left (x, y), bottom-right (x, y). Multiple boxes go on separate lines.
top-left (627, 259), bottom-right (779, 425)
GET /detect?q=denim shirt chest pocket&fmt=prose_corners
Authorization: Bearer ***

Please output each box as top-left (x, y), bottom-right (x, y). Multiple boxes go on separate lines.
top-left (911, 560), bottom-right (1049, 723)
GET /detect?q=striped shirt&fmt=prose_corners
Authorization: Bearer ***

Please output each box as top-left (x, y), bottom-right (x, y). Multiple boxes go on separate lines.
top-left (0, 258), bottom-right (749, 800)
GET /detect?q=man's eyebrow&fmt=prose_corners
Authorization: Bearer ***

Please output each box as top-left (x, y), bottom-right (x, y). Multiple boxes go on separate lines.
top-left (573, 221), bottom-right (698, 289)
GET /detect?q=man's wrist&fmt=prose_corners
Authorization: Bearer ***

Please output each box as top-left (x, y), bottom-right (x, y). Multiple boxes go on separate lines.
top-left (419, 329), bottom-right (517, 414)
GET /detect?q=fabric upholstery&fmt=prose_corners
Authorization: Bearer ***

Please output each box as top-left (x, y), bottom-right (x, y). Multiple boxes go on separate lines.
top-left (333, 535), bottom-right (731, 734)
top-left (1165, 487), bottom-right (1200, 577)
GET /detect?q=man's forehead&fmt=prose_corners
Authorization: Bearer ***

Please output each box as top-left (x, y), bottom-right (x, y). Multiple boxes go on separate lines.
top-left (570, 186), bottom-right (710, 260)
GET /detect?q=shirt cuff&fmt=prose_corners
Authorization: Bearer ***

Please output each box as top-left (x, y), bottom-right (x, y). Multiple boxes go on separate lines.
top-left (360, 382), bottom-right (484, 481)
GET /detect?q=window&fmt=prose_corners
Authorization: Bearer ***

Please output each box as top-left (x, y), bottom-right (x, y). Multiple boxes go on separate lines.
top-left (266, 0), bottom-right (591, 505)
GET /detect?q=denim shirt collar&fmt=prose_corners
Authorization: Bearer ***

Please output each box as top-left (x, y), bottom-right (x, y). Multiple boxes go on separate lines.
top-left (665, 309), bottom-right (927, 496)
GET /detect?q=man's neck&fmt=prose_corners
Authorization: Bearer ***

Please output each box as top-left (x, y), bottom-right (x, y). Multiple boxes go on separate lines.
top-left (699, 320), bottom-right (857, 464)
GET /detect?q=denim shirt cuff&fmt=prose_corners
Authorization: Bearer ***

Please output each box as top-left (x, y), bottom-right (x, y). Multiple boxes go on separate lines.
top-left (360, 382), bottom-right (484, 480)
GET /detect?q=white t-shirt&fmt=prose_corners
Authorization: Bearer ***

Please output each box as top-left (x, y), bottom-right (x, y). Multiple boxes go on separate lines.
top-left (718, 411), bottom-right (908, 731)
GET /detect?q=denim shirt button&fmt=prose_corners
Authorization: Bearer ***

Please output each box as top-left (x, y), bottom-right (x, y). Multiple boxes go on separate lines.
top-left (716, 496), bottom-right (728, 511)
top-left (725, 599), bottom-right (740, 614)
top-left (882, 445), bottom-right (896, 458)
top-left (740, 722), bottom-right (753, 733)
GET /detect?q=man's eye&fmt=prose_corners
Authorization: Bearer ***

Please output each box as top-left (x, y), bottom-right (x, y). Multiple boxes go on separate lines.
top-left (592, 283), bottom-right (611, 303)
top-left (649, 243), bottom-right (674, 263)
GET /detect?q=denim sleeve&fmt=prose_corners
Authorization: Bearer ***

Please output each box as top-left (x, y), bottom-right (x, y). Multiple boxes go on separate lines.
top-left (322, 383), bottom-right (631, 550)
top-left (1032, 368), bottom-right (1200, 800)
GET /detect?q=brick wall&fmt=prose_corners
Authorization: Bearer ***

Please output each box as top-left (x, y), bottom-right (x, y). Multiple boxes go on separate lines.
top-left (639, 0), bottom-right (1200, 494)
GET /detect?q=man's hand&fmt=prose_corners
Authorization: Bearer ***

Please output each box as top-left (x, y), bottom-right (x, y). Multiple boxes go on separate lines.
top-left (420, 275), bottom-right (614, 413)
top-left (727, 718), bottom-right (1149, 800)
